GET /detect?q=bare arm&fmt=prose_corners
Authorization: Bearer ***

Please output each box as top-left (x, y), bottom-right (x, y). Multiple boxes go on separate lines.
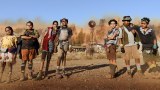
top-left (152, 30), bottom-right (157, 45)
top-left (154, 39), bottom-right (157, 45)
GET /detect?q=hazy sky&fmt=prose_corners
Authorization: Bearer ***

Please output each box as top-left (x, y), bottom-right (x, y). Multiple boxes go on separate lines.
top-left (0, 0), bottom-right (159, 25)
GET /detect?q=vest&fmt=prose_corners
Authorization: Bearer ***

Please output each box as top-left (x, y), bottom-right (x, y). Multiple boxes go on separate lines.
top-left (121, 25), bottom-right (140, 46)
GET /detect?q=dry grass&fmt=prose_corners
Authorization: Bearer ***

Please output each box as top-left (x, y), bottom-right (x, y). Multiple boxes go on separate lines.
top-left (65, 52), bottom-right (106, 61)
top-left (0, 17), bottom-right (160, 44)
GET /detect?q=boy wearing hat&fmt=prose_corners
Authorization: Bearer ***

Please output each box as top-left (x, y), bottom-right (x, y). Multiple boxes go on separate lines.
top-left (119, 16), bottom-right (142, 78)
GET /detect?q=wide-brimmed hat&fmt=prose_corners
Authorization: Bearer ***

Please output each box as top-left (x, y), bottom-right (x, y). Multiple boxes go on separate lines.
top-left (122, 16), bottom-right (132, 21)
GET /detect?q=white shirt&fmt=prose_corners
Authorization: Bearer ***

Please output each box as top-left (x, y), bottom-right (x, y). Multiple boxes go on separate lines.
top-left (123, 26), bottom-right (136, 46)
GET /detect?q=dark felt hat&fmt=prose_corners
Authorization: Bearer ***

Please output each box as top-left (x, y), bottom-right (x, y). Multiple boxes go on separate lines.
top-left (122, 16), bottom-right (132, 21)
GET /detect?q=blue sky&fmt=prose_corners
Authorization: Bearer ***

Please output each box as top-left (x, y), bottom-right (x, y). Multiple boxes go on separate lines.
top-left (0, 0), bottom-right (159, 25)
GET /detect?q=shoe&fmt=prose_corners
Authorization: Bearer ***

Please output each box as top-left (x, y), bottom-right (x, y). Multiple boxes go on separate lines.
top-left (35, 71), bottom-right (43, 80)
top-left (109, 64), bottom-right (117, 79)
top-left (20, 72), bottom-right (26, 81)
top-left (56, 69), bottom-right (63, 79)
top-left (28, 71), bottom-right (33, 80)
top-left (123, 70), bottom-right (132, 78)
top-left (133, 70), bottom-right (143, 78)
top-left (5, 72), bottom-right (12, 83)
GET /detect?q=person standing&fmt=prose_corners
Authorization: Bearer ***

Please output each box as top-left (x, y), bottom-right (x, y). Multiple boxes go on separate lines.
top-left (136, 17), bottom-right (158, 72)
top-left (119, 16), bottom-right (142, 78)
top-left (0, 26), bottom-right (17, 83)
top-left (35, 21), bottom-right (59, 80)
top-left (105, 19), bottom-right (119, 79)
top-left (55, 18), bottom-right (72, 78)
top-left (20, 21), bottom-right (40, 81)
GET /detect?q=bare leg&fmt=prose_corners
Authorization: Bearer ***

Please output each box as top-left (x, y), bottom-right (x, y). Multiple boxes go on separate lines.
top-left (56, 57), bottom-right (62, 74)
top-left (39, 60), bottom-right (45, 71)
top-left (45, 52), bottom-right (52, 77)
top-left (135, 58), bottom-right (141, 71)
top-left (63, 52), bottom-right (67, 69)
top-left (35, 60), bottom-right (45, 80)
top-left (6, 62), bottom-right (12, 83)
top-left (0, 62), bottom-right (6, 82)
top-left (124, 59), bottom-right (132, 77)
top-left (125, 59), bottom-right (130, 71)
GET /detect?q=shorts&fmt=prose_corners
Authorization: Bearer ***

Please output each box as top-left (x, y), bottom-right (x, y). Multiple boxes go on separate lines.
top-left (58, 42), bottom-right (69, 59)
top-left (21, 49), bottom-right (36, 61)
top-left (0, 52), bottom-right (14, 63)
top-left (106, 45), bottom-right (116, 60)
top-left (124, 45), bottom-right (140, 60)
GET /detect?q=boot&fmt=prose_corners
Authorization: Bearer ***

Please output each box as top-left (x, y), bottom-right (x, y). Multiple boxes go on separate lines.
top-left (20, 72), bottom-right (26, 81)
top-left (28, 71), bottom-right (33, 80)
top-left (56, 69), bottom-right (62, 79)
top-left (108, 64), bottom-right (117, 79)
top-left (35, 71), bottom-right (43, 80)
top-left (62, 68), bottom-right (66, 75)
top-left (62, 68), bottom-right (68, 78)
top-left (125, 70), bottom-right (132, 78)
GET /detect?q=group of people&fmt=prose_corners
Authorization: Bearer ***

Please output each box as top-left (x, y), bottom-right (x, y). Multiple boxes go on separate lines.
top-left (0, 16), bottom-right (159, 83)
top-left (105, 16), bottom-right (159, 79)
top-left (0, 18), bottom-right (72, 83)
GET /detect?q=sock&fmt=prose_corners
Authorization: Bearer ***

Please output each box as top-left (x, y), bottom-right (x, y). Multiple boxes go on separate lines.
top-left (126, 65), bottom-right (130, 71)
top-left (136, 64), bottom-right (141, 71)
top-left (28, 64), bottom-right (33, 71)
top-left (21, 63), bottom-right (26, 73)
top-left (57, 66), bottom-right (60, 69)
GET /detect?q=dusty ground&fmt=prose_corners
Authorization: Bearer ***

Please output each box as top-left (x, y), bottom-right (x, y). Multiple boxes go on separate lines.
top-left (0, 52), bottom-right (160, 90)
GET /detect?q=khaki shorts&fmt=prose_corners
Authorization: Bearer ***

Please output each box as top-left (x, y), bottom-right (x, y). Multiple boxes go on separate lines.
top-left (21, 49), bottom-right (36, 61)
top-left (106, 45), bottom-right (116, 60)
top-left (124, 45), bottom-right (140, 60)
top-left (58, 43), bottom-right (69, 59)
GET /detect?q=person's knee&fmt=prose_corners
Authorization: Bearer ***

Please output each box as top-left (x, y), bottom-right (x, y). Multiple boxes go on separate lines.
top-left (8, 64), bottom-right (12, 72)
top-left (125, 60), bottom-right (130, 64)
top-left (135, 58), bottom-right (140, 62)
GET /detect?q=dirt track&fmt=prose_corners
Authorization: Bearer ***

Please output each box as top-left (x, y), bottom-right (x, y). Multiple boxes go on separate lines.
top-left (0, 53), bottom-right (160, 90)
